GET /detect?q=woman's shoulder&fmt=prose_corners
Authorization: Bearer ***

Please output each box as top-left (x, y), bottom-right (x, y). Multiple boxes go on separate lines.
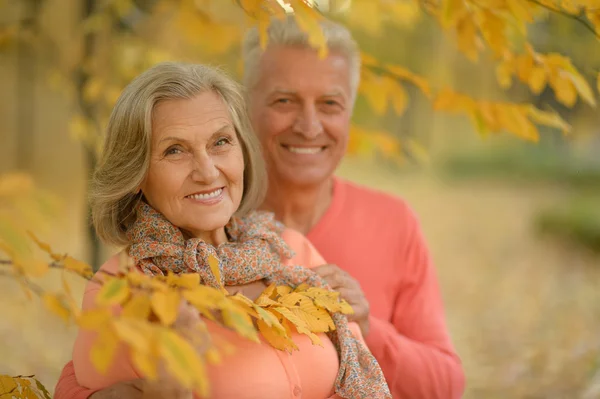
top-left (85, 251), bottom-right (128, 293)
top-left (281, 228), bottom-right (326, 268)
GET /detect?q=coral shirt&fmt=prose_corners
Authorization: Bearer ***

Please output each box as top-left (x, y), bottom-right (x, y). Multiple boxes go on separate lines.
top-left (305, 177), bottom-right (465, 398)
top-left (60, 228), bottom-right (365, 399)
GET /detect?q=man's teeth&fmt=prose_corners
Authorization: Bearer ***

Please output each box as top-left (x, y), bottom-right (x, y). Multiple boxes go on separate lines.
top-left (287, 146), bottom-right (322, 154)
top-left (188, 188), bottom-right (222, 200)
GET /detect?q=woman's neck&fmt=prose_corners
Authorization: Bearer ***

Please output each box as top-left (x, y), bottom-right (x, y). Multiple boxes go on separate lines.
top-left (261, 178), bottom-right (334, 235)
top-left (183, 227), bottom-right (228, 246)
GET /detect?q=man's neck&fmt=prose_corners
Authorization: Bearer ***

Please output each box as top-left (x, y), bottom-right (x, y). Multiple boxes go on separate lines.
top-left (261, 178), bottom-right (334, 235)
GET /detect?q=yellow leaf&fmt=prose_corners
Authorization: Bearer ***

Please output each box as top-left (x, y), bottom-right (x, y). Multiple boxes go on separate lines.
top-left (346, 1), bottom-right (383, 35)
top-left (42, 293), bottom-right (71, 323)
top-left (566, 70), bottom-right (596, 107)
top-left (433, 88), bottom-right (476, 113)
top-left (0, 240), bottom-right (15, 258)
top-left (91, 327), bottom-right (119, 374)
top-left (360, 72), bottom-right (388, 114)
top-left (63, 256), bottom-right (93, 278)
top-left (151, 290), bottom-right (181, 326)
top-left (167, 272), bottom-right (200, 289)
top-left (597, 72), bottom-right (600, 96)
top-left (158, 329), bottom-right (209, 396)
top-left (131, 348), bottom-right (159, 381)
top-left (207, 254), bottom-right (224, 288)
top-left (528, 66), bottom-right (547, 94)
top-left (477, 9), bottom-right (507, 57)
top-left (527, 106), bottom-right (571, 134)
top-left (549, 72), bottom-right (577, 107)
top-left (290, 0), bottom-right (328, 58)
top-left (388, 80), bottom-right (408, 115)
top-left (256, 318), bottom-right (298, 353)
top-left (221, 301), bottom-right (259, 342)
top-left (441, 0), bottom-right (467, 28)
top-left (122, 293), bottom-right (152, 320)
top-left (361, 52), bottom-right (379, 67)
top-left (183, 284), bottom-right (228, 317)
top-left (516, 52), bottom-right (534, 82)
top-left (291, 295), bottom-right (334, 333)
top-left (96, 278), bottom-right (130, 306)
top-left (276, 286), bottom-right (293, 296)
top-left (498, 105), bottom-right (539, 141)
top-left (456, 15), bottom-right (481, 61)
top-left (26, 231), bottom-right (62, 261)
top-left (16, 257), bottom-right (49, 277)
top-left (113, 319), bottom-right (154, 353)
top-left (274, 306), bottom-right (322, 346)
top-left (77, 308), bottom-right (112, 330)
top-left (386, 65), bottom-right (431, 97)
top-left (0, 172), bottom-right (33, 197)
top-left (506, 0), bottom-right (533, 29)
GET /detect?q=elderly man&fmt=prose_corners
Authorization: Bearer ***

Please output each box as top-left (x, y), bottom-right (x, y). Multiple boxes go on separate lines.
top-left (55, 16), bottom-right (464, 399)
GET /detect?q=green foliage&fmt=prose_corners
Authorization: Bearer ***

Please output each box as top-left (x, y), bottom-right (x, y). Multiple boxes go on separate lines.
top-left (534, 196), bottom-right (600, 254)
top-left (439, 145), bottom-right (600, 189)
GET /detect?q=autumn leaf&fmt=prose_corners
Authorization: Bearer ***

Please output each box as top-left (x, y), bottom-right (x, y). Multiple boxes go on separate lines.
top-left (96, 278), bottom-right (130, 306)
top-left (42, 293), bottom-right (71, 323)
top-left (456, 15), bottom-right (481, 61)
top-left (158, 328), bottom-right (209, 396)
top-left (528, 66), bottom-right (547, 94)
top-left (77, 308), bottom-right (113, 329)
top-left (549, 71), bottom-right (577, 107)
top-left (151, 290), bottom-right (181, 326)
top-left (527, 106), bottom-right (571, 134)
top-left (289, 0), bottom-right (328, 58)
top-left (221, 301), bottom-right (260, 342)
top-left (345, 1), bottom-right (383, 36)
top-left (113, 319), bottom-right (154, 353)
top-left (15, 257), bottom-right (49, 277)
top-left (63, 255), bottom-right (93, 278)
top-left (26, 231), bottom-right (62, 261)
top-left (122, 293), bottom-right (152, 320)
top-left (91, 327), bottom-right (119, 374)
top-left (256, 318), bottom-right (298, 353)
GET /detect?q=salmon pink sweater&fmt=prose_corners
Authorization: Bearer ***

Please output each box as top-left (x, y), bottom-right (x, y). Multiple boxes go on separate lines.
top-left (304, 178), bottom-right (465, 398)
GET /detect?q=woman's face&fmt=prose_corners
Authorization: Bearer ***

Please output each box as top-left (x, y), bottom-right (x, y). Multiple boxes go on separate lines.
top-left (140, 91), bottom-right (245, 245)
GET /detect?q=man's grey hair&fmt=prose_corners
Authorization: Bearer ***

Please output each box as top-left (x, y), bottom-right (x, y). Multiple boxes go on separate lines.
top-left (242, 16), bottom-right (361, 99)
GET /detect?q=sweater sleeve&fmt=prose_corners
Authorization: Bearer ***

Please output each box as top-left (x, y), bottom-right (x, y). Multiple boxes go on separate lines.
top-left (364, 208), bottom-right (465, 399)
top-left (53, 360), bottom-right (97, 399)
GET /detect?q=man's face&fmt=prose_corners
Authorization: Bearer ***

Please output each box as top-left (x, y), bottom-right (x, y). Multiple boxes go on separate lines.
top-left (248, 45), bottom-right (353, 188)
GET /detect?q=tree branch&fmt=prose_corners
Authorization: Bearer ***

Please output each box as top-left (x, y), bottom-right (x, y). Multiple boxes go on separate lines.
top-left (526, 0), bottom-right (600, 39)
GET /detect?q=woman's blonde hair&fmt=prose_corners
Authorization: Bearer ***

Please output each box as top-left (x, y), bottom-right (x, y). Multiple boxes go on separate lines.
top-left (91, 62), bottom-right (266, 247)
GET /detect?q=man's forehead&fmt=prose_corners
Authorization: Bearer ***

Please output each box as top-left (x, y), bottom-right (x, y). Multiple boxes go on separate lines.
top-left (270, 87), bottom-right (346, 97)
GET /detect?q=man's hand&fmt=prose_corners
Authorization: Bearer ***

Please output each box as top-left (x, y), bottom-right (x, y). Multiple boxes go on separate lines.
top-left (312, 264), bottom-right (371, 337)
top-left (225, 279), bottom-right (269, 301)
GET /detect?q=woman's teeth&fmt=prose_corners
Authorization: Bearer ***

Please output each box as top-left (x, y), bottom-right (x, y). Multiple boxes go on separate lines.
top-left (188, 188), bottom-right (222, 200)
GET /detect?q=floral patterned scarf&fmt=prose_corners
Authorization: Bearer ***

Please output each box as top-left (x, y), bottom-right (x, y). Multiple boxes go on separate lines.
top-left (126, 202), bottom-right (391, 399)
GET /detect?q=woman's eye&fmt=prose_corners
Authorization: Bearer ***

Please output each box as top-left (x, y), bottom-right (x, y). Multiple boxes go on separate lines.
top-left (215, 137), bottom-right (231, 146)
top-left (165, 147), bottom-right (182, 156)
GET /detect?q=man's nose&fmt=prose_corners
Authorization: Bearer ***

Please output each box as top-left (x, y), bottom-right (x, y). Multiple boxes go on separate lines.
top-left (292, 104), bottom-right (323, 139)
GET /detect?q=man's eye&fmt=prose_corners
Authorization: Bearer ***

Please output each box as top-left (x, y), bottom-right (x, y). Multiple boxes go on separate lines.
top-left (275, 98), bottom-right (291, 104)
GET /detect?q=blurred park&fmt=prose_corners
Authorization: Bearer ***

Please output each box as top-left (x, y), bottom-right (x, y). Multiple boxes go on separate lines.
top-left (1, 0), bottom-right (600, 397)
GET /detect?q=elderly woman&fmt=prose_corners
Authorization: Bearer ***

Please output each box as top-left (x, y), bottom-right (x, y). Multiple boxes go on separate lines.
top-left (71, 62), bottom-right (390, 399)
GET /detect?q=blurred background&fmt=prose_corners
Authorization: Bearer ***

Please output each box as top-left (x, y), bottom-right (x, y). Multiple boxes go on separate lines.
top-left (1, 0), bottom-right (599, 397)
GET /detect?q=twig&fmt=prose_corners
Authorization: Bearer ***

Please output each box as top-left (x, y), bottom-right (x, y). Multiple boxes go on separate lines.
top-left (526, 0), bottom-right (600, 39)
